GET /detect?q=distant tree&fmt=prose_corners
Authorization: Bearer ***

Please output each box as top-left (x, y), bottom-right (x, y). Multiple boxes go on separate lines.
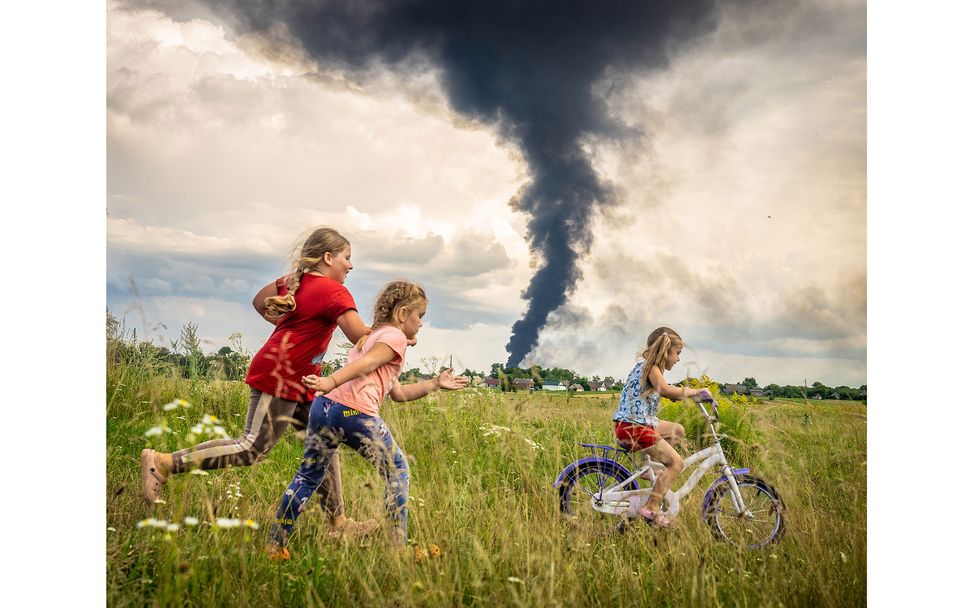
top-left (172, 322), bottom-right (207, 379)
top-left (742, 377), bottom-right (758, 390)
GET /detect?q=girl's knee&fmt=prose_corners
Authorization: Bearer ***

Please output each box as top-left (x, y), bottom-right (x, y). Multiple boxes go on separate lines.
top-left (674, 424), bottom-right (685, 438)
top-left (669, 454), bottom-right (684, 472)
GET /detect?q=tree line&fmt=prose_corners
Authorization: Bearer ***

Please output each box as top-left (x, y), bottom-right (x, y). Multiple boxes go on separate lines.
top-left (107, 311), bottom-right (865, 401)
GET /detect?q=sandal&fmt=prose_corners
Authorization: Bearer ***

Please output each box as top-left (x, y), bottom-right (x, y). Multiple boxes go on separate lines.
top-left (140, 449), bottom-right (168, 505)
top-left (266, 544), bottom-right (291, 561)
top-left (639, 509), bottom-right (677, 529)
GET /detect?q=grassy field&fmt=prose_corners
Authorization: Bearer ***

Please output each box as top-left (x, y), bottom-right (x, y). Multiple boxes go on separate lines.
top-left (107, 355), bottom-right (866, 607)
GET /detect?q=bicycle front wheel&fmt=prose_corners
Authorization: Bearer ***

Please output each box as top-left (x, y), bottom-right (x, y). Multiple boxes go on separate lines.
top-left (703, 475), bottom-right (785, 548)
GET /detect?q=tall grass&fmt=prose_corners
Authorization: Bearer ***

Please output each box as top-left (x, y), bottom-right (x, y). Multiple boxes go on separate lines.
top-left (107, 351), bottom-right (866, 606)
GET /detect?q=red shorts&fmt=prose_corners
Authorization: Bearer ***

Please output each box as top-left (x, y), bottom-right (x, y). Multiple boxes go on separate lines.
top-left (614, 421), bottom-right (660, 451)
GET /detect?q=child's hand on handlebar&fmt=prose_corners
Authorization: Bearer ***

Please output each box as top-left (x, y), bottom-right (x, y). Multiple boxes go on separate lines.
top-left (694, 388), bottom-right (715, 403)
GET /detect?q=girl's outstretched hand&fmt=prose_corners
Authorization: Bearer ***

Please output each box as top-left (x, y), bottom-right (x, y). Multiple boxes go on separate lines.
top-left (437, 368), bottom-right (469, 391)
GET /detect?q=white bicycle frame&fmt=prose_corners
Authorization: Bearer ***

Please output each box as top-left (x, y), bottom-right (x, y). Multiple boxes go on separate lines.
top-left (594, 401), bottom-right (750, 521)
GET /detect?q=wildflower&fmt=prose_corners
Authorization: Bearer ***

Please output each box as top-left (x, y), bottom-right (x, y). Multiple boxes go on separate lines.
top-left (107, 527), bottom-right (117, 532)
top-left (506, 577), bottom-right (524, 584)
top-left (840, 551), bottom-right (848, 563)
top-left (190, 469), bottom-right (209, 476)
top-left (479, 424), bottom-right (511, 437)
top-left (136, 518), bottom-right (170, 529)
top-left (184, 517), bottom-right (200, 526)
top-left (243, 519), bottom-right (259, 530)
top-left (153, 499), bottom-right (166, 505)
top-left (166, 523), bottom-right (180, 532)
top-left (144, 426), bottom-right (165, 437)
top-left (523, 437), bottom-right (544, 451)
top-left (162, 399), bottom-right (191, 411)
top-left (215, 518), bottom-right (241, 529)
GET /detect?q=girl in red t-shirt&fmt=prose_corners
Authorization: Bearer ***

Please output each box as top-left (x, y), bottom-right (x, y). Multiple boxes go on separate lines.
top-left (141, 227), bottom-right (376, 536)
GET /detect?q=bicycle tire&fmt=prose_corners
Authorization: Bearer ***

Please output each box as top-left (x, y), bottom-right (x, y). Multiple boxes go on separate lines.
top-left (702, 474), bottom-right (785, 548)
top-left (558, 459), bottom-right (637, 519)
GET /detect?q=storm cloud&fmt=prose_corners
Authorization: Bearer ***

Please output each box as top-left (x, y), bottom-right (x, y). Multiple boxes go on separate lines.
top-left (129, 0), bottom-right (727, 367)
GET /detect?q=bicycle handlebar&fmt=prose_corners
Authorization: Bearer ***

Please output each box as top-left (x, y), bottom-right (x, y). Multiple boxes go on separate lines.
top-left (697, 398), bottom-right (719, 421)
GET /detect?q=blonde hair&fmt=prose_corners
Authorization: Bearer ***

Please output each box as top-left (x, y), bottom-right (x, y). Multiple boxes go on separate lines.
top-left (639, 327), bottom-right (683, 397)
top-left (356, 280), bottom-right (427, 348)
top-left (264, 227), bottom-right (350, 320)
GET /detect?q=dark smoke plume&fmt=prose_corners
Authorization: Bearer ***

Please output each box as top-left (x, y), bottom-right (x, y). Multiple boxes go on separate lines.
top-left (132, 0), bottom-right (721, 367)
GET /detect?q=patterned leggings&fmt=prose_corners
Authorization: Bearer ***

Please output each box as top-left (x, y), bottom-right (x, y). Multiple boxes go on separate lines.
top-left (270, 397), bottom-right (410, 545)
top-left (171, 388), bottom-right (344, 518)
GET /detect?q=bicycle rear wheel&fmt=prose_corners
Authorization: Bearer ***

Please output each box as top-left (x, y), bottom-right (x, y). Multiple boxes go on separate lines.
top-left (703, 475), bottom-right (785, 548)
top-left (559, 460), bottom-right (636, 523)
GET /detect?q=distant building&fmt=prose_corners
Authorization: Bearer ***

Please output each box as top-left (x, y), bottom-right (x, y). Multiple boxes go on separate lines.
top-left (542, 380), bottom-right (567, 391)
top-left (513, 378), bottom-right (534, 390)
top-left (484, 378), bottom-right (500, 388)
top-left (568, 383), bottom-right (584, 391)
top-left (721, 384), bottom-right (748, 395)
top-left (750, 389), bottom-right (766, 397)
top-left (588, 381), bottom-right (610, 392)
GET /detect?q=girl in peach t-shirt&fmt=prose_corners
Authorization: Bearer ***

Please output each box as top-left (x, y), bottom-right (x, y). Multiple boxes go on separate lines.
top-left (268, 281), bottom-right (468, 557)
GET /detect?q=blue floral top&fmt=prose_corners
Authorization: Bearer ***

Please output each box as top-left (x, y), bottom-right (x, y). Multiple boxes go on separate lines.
top-left (612, 360), bottom-right (661, 427)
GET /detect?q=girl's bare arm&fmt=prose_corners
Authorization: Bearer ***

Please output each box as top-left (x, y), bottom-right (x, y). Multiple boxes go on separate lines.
top-left (301, 343), bottom-right (398, 393)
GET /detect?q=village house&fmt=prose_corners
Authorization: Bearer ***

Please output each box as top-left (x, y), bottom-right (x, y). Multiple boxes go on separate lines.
top-left (721, 384), bottom-right (748, 395)
top-left (513, 378), bottom-right (534, 391)
top-left (484, 378), bottom-right (500, 388)
top-left (542, 380), bottom-right (567, 391)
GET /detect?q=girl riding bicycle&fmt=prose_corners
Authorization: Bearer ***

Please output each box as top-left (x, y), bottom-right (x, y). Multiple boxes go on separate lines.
top-left (613, 327), bottom-right (713, 528)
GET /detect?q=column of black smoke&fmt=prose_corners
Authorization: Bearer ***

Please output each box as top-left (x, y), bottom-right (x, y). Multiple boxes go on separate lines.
top-left (137, 0), bottom-right (721, 367)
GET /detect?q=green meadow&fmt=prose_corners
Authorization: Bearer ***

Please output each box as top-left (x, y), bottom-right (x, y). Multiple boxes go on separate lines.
top-left (107, 347), bottom-right (866, 607)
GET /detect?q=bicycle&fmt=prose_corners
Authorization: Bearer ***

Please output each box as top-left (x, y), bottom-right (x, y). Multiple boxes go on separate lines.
top-left (553, 398), bottom-right (785, 548)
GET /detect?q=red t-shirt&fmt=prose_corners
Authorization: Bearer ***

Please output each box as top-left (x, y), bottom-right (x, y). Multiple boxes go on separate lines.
top-left (245, 273), bottom-right (357, 402)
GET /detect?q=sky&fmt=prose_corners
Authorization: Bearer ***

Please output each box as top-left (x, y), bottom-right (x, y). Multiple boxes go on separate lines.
top-left (107, 0), bottom-right (866, 387)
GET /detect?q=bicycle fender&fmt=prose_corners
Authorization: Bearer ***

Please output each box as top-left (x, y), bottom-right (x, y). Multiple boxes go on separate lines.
top-left (552, 457), bottom-right (636, 489)
top-left (700, 468), bottom-right (750, 517)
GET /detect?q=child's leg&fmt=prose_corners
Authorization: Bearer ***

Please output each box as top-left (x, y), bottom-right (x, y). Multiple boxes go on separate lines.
top-left (639, 437), bottom-right (684, 516)
top-left (655, 420), bottom-right (687, 452)
top-left (267, 398), bottom-right (337, 547)
top-left (171, 390), bottom-right (298, 473)
top-left (141, 390), bottom-right (298, 504)
top-left (332, 406), bottom-right (410, 543)
top-left (291, 399), bottom-right (348, 525)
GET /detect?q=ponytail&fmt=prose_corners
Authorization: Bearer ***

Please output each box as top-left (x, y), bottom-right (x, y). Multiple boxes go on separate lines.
top-left (264, 227), bottom-right (350, 320)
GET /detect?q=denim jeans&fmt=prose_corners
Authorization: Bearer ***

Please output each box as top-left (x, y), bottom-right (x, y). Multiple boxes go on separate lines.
top-left (270, 396), bottom-right (410, 545)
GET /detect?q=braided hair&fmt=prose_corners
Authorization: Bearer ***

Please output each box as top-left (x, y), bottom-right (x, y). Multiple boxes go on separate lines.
top-left (638, 327), bottom-right (683, 398)
top-left (356, 280), bottom-right (427, 348)
top-left (264, 227), bottom-right (350, 320)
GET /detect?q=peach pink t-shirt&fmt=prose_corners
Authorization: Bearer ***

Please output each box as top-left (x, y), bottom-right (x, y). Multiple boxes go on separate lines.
top-left (325, 325), bottom-right (407, 417)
